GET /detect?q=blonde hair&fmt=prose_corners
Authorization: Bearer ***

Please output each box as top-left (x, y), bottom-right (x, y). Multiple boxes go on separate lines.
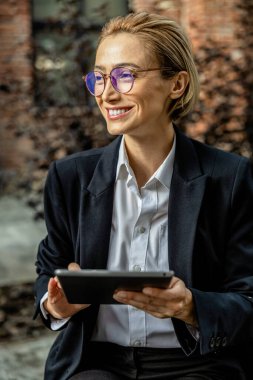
top-left (98, 12), bottom-right (199, 120)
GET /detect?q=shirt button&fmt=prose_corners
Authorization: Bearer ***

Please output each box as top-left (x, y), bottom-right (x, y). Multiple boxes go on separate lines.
top-left (139, 226), bottom-right (146, 234)
top-left (133, 265), bottom-right (142, 272)
top-left (133, 340), bottom-right (142, 347)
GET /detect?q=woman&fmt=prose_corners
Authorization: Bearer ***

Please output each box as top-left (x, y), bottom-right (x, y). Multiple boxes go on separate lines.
top-left (34, 12), bottom-right (253, 380)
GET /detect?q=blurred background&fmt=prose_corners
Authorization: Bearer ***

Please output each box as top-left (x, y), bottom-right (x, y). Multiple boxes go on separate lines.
top-left (0, 0), bottom-right (252, 378)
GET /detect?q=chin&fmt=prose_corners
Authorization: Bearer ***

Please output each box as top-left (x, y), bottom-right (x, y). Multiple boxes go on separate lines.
top-left (106, 122), bottom-right (126, 136)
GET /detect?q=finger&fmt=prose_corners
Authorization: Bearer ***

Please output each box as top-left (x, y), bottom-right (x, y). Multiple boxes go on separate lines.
top-left (168, 276), bottom-right (181, 288)
top-left (143, 278), bottom-right (186, 300)
top-left (142, 286), bottom-right (175, 300)
top-left (68, 262), bottom-right (81, 271)
top-left (48, 277), bottom-right (57, 292)
top-left (116, 296), bottom-right (170, 317)
top-left (113, 290), bottom-right (177, 316)
top-left (48, 278), bottom-right (59, 303)
top-left (48, 277), bottom-right (66, 303)
top-left (54, 276), bottom-right (62, 289)
top-left (113, 291), bottom-right (157, 308)
top-left (114, 289), bottom-right (163, 306)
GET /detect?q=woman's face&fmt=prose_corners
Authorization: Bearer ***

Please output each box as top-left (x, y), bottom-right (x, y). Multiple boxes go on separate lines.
top-left (94, 33), bottom-right (175, 139)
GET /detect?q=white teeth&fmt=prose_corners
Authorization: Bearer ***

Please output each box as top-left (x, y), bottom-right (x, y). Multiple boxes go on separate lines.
top-left (108, 109), bottom-right (128, 116)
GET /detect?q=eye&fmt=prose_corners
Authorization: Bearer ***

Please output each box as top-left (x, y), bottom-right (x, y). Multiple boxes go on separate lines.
top-left (95, 74), bottom-right (103, 81)
top-left (118, 70), bottom-right (133, 82)
top-left (120, 71), bottom-right (132, 78)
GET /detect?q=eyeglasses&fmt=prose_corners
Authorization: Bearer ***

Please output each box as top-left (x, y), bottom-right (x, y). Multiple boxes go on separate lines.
top-left (83, 66), bottom-right (176, 96)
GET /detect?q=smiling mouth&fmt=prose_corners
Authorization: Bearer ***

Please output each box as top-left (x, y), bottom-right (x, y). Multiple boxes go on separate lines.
top-left (107, 108), bottom-right (132, 119)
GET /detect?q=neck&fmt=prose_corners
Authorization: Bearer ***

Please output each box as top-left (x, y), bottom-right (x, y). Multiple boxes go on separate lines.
top-left (124, 124), bottom-right (175, 188)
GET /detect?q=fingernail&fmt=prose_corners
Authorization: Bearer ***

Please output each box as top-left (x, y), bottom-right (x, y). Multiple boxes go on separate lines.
top-left (114, 292), bottom-right (127, 299)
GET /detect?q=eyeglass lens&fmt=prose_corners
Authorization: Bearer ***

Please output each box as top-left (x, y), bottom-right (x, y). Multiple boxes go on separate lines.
top-left (85, 67), bottom-right (134, 96)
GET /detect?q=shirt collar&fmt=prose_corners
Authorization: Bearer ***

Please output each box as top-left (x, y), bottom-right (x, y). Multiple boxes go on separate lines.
top-left (116, 135), bottom-right (176, 190)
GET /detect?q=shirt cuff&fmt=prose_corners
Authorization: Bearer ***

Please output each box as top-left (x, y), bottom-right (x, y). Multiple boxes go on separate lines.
top-left (40, 292), bottom-right (70, 331)
top-left (40, 292), bottom-right (50, 319)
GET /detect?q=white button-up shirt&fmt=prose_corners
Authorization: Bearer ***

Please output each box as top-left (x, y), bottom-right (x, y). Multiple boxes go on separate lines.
top-left (91, 136), bottom-right (180, 348)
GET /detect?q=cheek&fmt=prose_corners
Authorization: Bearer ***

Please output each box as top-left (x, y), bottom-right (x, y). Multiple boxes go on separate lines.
top-left (95, 97), bottom-right (101, 108)
top-left (135, 81), bottom-right (168, 109)
top-left (96, 99), bottom-right (104, 114)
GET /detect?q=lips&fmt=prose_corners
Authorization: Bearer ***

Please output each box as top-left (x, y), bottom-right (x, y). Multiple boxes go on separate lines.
top-left (106, 107), bottom-right (132, 119)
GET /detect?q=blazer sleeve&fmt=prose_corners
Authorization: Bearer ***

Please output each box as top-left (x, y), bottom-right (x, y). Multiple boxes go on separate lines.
top-left (191, 157), bottom-right (253, 355)
top-left (33, 161), bottom-right (75, 323)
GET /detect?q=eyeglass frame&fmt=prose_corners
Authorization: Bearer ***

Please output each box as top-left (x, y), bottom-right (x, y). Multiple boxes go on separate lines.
top-left (82, 66), bottom-right (178, 96)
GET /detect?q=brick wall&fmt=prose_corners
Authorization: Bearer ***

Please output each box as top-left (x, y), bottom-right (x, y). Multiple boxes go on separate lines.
top-left (0, 0), bottom-right (252, 207)
top-left (131, 0), bottom-right (253, 155)
top-left (0, 0), bottom-right (111, 202)
top-left (0, 0), bottom-right (32, 91)
top-left (131, 0), bottom-right (240, 44)
top-left (0, 0), bottom-right (33, 186)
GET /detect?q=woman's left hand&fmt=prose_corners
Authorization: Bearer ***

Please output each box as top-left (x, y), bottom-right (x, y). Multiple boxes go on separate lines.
top-left (113, 276), bottom-right (197, 327)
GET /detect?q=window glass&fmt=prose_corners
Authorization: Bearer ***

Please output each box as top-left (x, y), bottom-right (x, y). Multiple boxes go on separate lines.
top-left (32, 0), bottom-right (129, 107)
top-left (33, 0), bottom-right (64, 21)
top-left (82, 0), bottom-right (129, 23)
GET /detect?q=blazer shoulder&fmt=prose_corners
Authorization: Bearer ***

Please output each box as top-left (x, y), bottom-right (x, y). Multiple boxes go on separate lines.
top-left (56, 146), bottom-right (104, 166)
top-left (47, 136), bottom-right (122, 192)
top-left (53, 146), bottom-right (104, 177)
top-left (191, 138), bottom-right (250, 176)
top-left (44, 147), bottom-right (105, 196)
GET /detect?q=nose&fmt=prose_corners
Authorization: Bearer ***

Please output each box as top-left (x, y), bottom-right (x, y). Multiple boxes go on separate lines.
top-left (101, 75), bottom-right (120, 102)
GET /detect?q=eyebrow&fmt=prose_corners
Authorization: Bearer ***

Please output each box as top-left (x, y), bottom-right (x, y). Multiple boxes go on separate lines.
top-left (94, 63), bottom-right (142, 71)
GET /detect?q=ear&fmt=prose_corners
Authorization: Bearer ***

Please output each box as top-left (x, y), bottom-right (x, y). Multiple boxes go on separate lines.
top-left (169, 71), bottom-right (189, 99)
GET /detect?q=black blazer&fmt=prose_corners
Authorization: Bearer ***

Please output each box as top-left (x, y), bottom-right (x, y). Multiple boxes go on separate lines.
top-left (34, 128), bottom-right (253, 380)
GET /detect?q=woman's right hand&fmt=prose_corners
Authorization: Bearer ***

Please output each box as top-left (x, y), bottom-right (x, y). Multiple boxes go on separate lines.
top-left (43, 262), bottom-right (90, 319)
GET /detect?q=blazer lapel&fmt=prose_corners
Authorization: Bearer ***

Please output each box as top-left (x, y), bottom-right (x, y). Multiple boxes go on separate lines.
top-left (79, 137), bottom-right (122, 269)
top-left (78, 129), bottom-right (207, 284)
top-left (168, 129), bottom-right (208, 287)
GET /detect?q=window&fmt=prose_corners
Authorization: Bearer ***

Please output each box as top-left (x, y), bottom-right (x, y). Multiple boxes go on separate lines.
top-left (32, 0), bottom-right (129, 107)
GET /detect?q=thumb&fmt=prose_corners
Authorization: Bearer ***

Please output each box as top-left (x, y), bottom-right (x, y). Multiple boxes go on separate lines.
top-left (68, 262), bottom-right (81, 271)
top-left (48, 277), bottom-right (59, 302)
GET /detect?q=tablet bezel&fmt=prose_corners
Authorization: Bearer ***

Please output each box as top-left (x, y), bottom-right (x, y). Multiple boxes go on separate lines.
top-left (55, 269), bottom-right (174, 304)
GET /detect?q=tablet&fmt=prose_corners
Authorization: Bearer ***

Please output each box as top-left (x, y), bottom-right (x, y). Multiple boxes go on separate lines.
top-left (55, 269), bottom-right (174, 304)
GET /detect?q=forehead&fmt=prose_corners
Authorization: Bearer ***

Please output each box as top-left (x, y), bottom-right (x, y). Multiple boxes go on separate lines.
top-left (95, 33), bottom-right (157, 68)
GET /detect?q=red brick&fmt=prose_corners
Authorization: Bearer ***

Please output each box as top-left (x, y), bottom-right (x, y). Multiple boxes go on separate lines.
top-left (0, 0), bottom-right (252, 197)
